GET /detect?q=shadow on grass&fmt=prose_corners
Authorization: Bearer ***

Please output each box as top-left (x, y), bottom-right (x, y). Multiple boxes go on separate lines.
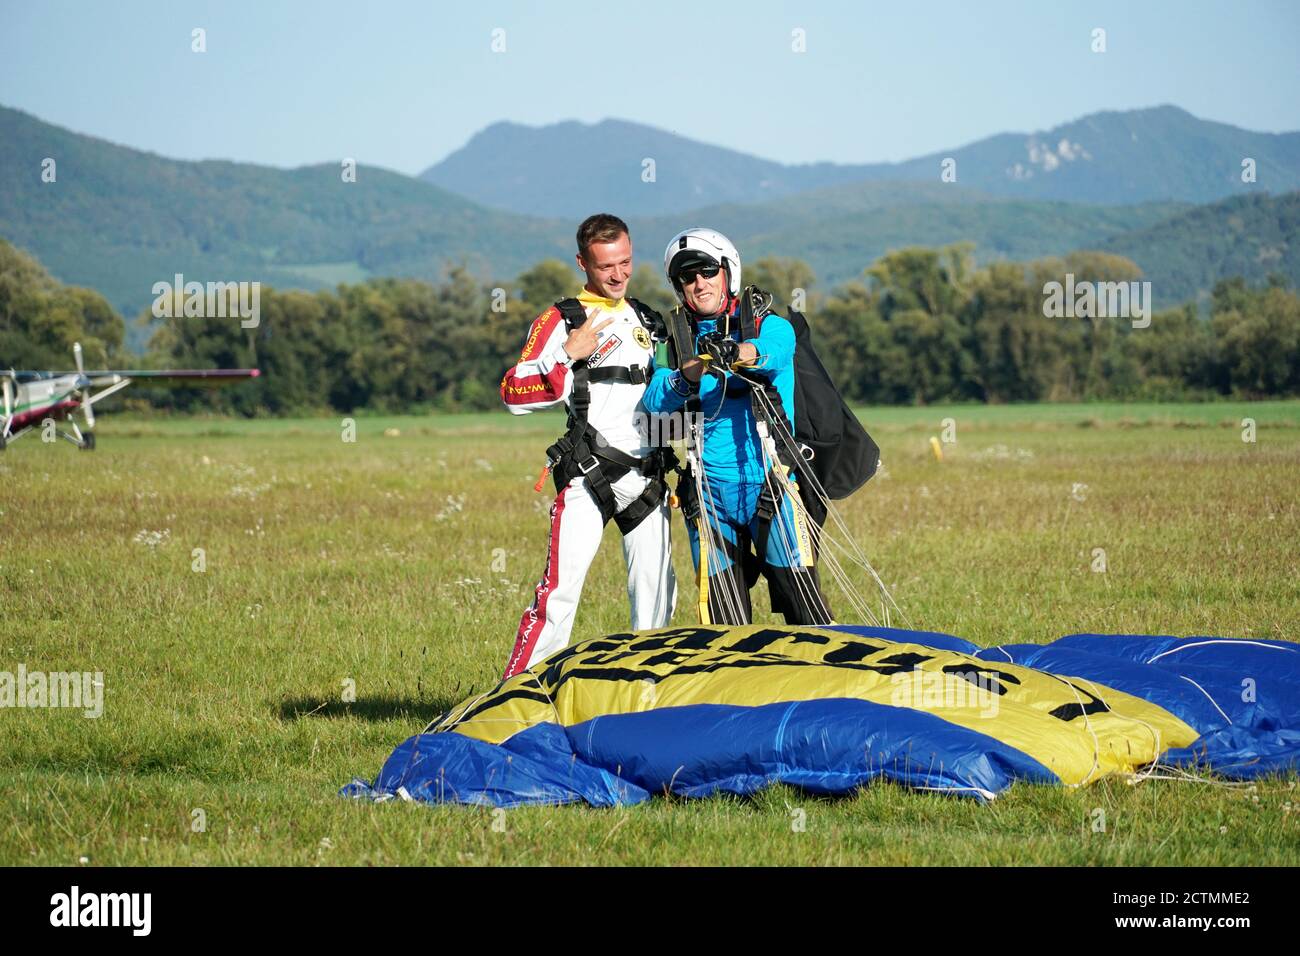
top-left (277, 694), bottom-right (460, 723)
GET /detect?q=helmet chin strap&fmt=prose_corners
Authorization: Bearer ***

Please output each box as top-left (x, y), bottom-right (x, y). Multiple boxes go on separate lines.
top-left (685, 292), bottom-right (736, 323)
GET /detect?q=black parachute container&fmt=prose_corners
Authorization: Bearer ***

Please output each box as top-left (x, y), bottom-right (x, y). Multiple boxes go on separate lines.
top-left (784, 307), bottom-right (880, 503)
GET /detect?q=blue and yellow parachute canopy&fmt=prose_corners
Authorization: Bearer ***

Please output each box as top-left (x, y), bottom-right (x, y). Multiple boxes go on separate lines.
top-left (343, 625), bottom-right (1300, 807)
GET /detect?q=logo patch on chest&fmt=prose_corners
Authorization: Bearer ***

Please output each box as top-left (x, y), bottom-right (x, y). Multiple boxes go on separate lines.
top-left (587, 333), bottom-right (622, 368)
top-left (632, 325), bottom-right (651, 350)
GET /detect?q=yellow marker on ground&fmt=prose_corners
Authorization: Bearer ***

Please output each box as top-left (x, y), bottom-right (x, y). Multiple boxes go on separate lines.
top-left (930, 436), bottom-right (943, 461)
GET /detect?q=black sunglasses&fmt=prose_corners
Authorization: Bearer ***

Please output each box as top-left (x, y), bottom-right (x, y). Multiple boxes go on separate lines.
top-left (677, 263), bottom-right (721, 284)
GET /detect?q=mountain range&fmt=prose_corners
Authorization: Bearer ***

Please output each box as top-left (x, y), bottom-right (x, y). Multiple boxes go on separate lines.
top-left (421, 106), bottom-right (1300, 217)
top-left (1, 103), bottom-right (1296, 352)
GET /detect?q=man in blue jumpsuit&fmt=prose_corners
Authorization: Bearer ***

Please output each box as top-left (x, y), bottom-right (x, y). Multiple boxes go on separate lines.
top-left (643, 227), bottom-right (831, 626)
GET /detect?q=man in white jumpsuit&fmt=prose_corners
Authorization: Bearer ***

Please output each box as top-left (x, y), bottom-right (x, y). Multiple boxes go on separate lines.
top-left (499, 214), bottom-right (676, 678)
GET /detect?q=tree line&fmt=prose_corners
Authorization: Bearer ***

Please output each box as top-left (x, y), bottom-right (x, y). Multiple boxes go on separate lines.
top-left (2, 237), bottom-right (1298, 413)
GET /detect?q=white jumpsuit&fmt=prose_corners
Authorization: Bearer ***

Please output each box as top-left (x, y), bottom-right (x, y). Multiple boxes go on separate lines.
top-left (499, 289), bottom-right (676, 678)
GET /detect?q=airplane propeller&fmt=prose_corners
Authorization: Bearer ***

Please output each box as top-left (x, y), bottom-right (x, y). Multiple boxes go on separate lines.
top-left (74, 342), bottom-right (95, 429)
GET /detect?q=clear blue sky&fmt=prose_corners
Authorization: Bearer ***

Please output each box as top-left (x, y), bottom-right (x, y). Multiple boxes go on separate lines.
top-left (2, 0), bottom-right (1297, 174)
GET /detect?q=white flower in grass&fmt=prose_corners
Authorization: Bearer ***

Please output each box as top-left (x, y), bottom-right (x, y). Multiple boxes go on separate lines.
top-left (434, 493), bottom-right (468, 521)
top-left (132, 529), bottom-right (170, 548)
top-left (230, 483), bottom-right (270, 500)
top-left (1070, 482), bottom-right (1088, 503)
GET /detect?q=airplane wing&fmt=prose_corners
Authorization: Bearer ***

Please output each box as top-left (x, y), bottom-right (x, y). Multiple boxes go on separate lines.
top-left (85, 368), bottom-right (261, 387)
top-left (12, 368), bottom-right (262, 387)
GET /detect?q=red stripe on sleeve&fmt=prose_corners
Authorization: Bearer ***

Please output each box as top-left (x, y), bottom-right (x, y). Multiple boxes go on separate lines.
top-left (500, 363), bottom-right (569, 406)
top-left (519, 306), bottom-right (563, 361)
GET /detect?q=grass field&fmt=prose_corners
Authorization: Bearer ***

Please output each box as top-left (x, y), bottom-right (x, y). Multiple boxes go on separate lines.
top-left (1, 400), bottom-right (1298, 866)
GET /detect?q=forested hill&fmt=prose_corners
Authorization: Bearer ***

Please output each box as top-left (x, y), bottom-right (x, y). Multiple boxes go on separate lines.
top-left (0, 105), bottom-right (571, 339)
top-left (1101, 191), bottom-right (1300, 303)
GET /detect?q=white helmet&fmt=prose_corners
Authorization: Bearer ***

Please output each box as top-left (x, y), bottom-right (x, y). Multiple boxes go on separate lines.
top-left (664, 227), bottom-right (742, 302)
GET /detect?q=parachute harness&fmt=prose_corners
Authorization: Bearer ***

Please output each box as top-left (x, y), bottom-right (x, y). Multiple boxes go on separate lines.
top-left (543, 297), bottom-right (678, 536)
top-left (686, 384), bottom-right (751, 625)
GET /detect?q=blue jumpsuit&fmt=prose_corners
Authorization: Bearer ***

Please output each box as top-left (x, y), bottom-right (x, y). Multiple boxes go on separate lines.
top-left (643, 303), bottom-right (829, 624)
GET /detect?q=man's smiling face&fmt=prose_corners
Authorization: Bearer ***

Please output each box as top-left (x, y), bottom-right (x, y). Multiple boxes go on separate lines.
top-left (577, 232), bottom-right (632, 301)
top-left (681, 263), bottom-right (726, 316)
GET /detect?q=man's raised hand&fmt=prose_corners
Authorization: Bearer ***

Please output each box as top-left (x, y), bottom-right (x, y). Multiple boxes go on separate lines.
top-left (562, 307), bottom-right (614, 361)
top-left (698, 331), bottom-right (742, 369)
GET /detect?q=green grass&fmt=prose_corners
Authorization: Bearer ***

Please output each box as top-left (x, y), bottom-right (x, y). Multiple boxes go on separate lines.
top-left (1, 400), bottom-right (1298, 865)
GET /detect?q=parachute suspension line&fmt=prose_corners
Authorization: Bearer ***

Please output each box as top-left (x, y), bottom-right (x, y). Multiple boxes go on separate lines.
top-left (760, 411), bottom-right (889, 630)
top-left (1130, 766), bottom-right (1257, 789)
top-left (1071, 675), bottom-right (1170, 788)
top-left (695, 506), bottom-right (712, 624)
top-left (748, 384), bottom-right (909, 628)
top-left (758, 461), bottom-right (825, 622)
top-left (685, 411), bottom-right (711, 624)
top-left (803, 521), bottom-right (884, 626)
top-left (1057, 673), bottom-right (1184, 791)
top-left (519, 668), bottom-right (566, 735)
top-left (697, 463), bottom-right (748, 624)
top-left (753, 384), bottom-right (885, 589)
top-left (687, 400), bottom-right (747, 626)
top-left (749, 386), bottom-right (888, 623)
top-left (755, 418), bottom-right (882, 627)
top-left (1057, 676), bottom-right (1104, 788)
top-left (755, 421), bottom-right (837, 625)
top-left (706, 373), bottom-right (753, 626)
top-left (752, 389), bottom-right (872, 626)
top-left (803, 517), bottom-right (882, 626)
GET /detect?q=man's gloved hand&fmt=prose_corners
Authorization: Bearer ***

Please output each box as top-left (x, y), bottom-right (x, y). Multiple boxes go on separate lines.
top-left (697, 331), bottom-right (741, 369)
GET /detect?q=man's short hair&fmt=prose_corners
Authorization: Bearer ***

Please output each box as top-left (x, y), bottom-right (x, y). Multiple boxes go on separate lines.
top-left (576, 213), bottom-right (630, 259)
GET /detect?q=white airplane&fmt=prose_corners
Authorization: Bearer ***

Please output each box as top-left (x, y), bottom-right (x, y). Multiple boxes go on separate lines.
top-left (1, 342), bottom-right (260, 451)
